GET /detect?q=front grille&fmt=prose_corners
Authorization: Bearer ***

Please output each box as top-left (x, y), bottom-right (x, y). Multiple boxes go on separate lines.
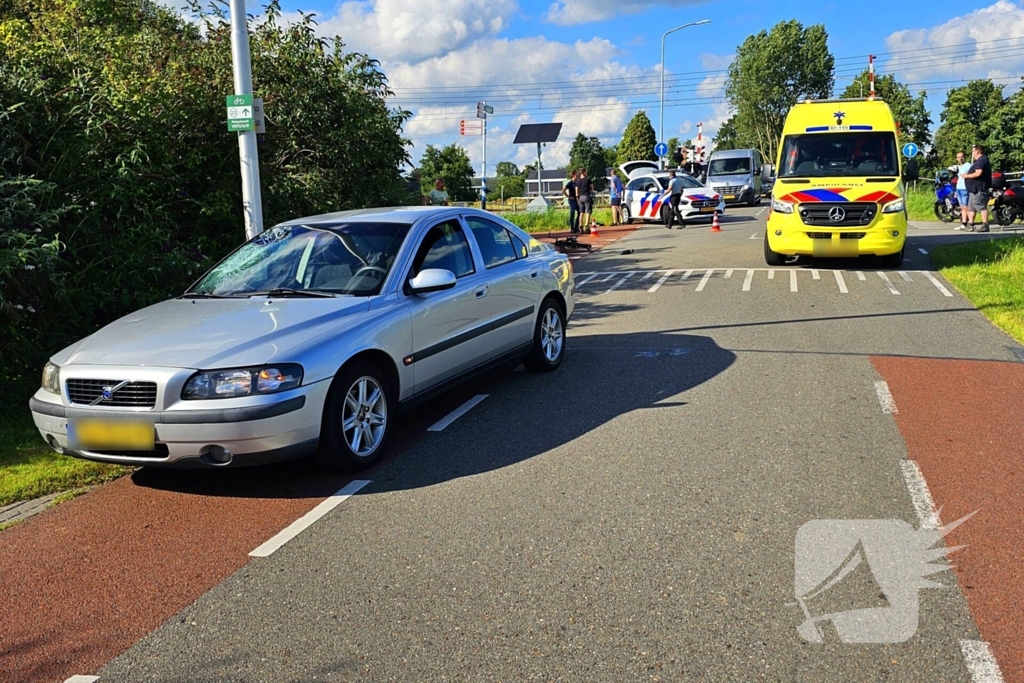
top-left (81, 444), bottom-right (170, 459)
top-left (806, 232), bottom-right (832, 239)
top-left (806, 231), bottom-right (867, 240)
top-left (799, 202), bottom-right (876, 227)
top-left (690, 199), bottom-right (718, 208)
top-left (716, 185), bottom-right (744, 196)
top-left (66, 379), bottom-right (157, 407)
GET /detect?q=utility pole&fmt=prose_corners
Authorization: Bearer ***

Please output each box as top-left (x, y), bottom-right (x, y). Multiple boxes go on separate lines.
top-left (230, 0), bottom-right (263, 239)
top-left (659, 20), bottom-right (710, 170)
top-left (482, 102), bottom-right (487, 211)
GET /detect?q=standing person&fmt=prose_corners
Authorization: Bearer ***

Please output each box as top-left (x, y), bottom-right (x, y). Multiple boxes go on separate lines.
top-left (609, 172), bottom-right (624, 225)
top-left (428, 178), bottom-right (449, 206)
top-left (954, 151), bottom-right (972, 230)
top-left (961, 144), bottom-right (992, 232)
top-left (563, 170), bottom-right (580, 234)
top-left (575, 168), bottom-right (594, 233)
top-left (665, 169), bottom-right (685, 229)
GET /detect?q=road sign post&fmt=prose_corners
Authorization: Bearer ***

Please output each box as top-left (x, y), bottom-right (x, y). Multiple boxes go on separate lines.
top-left (655, 142), bottom-right (669, 159)
top-left (902, 142), bottom-right (919, 158)
top-left (477, 102), bottom-right (493, 210)
top-left (228, 0), bottom-right (263, 240)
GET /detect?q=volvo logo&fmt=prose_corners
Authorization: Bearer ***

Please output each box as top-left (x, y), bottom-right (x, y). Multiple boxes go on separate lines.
top-left (828, 206), bottom-right (847, 223)
top-left (91, 380), bottom-right (131, 406)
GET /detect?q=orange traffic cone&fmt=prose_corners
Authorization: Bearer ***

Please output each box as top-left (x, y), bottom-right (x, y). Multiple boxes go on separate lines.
top-left (710, 211), bottom-right (722, 232)
top-left (590, 221), bottom-right (599, 237)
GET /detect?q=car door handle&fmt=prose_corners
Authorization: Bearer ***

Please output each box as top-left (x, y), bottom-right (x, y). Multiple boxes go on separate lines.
top-left (530, 270), bottom-right (540, 279)
top-left (475, 285), bottom-right (489, 298)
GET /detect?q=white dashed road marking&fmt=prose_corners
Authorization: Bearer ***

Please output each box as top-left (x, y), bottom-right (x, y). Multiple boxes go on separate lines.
top-left (576, 273), bottom-right (599, 286)
top-left (648, 270), bottom-right (675, 293)
top-left (898, 271), bottom-right (913, 282)
top-left (922, 270), bottom-right (955, 297)
top-left (960, 640), bottom-right (1007, 682)
top-left (878, 271), bottom-right (901, 295)
top-left (749, 232), bottom-right (759, 239)
top-left (918, 248), bottom-right (929, 255)
top-left (811, 269), bottom-right (820, 280)
top-left (724, 268), bottom-right (734, 279)
top-left (607, 272), bottom-right (634, 293)
top-left (790, 270), bottom-right (798, 292)
top-left (834, 270), bottom-right (848, 294)
top-left (250, 479), bottom-right (373, 557)
top-left (742, 269), bottom-right (755, 292)
top-left (899, 460), bottom-right (940, 530)
top-left (428, 394), bottom-right (488, 432)
top-left (857, 271), bottom-right (867, 281)
top-left (64, 677), bottom-right (100, 683)
top-left (768, 270), bottom-right (776, 280)
top-left (874, 380), bottom-right (899, 415)
top-left (695, 269), bottom-right (714, 292)
top-left (601, 273), bottom-right (616, 282)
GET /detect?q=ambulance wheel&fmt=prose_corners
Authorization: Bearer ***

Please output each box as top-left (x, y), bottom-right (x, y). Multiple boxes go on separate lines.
top-left (880, 245), bottom-right (905, 269)
top-left (764, 233), bottom-right (786, 266)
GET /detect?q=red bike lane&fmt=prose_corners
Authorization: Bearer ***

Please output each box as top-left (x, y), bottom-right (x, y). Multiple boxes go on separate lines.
top-left (872, 356), bottom-right (1024, 682)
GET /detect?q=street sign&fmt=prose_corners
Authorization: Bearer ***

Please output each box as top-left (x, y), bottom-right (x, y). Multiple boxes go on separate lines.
top-left (655, 142), bottom-right (669, 157)
top-left (902, 142), bottom-right (919, 158)
top-left (226, 94), bottom-right (255, 132)
top-left (460, 119), bottom-right (483, 136)
top-left (252, 98), bottom-right (265, 134)
top-left (476, 102), bottom-right (494, 119)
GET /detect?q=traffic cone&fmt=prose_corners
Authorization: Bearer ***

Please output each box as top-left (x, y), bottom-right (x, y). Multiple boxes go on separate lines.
top-left (710, 211), bottom-right (722, 232)
top-left (590, 220), bottom-right (599, 237)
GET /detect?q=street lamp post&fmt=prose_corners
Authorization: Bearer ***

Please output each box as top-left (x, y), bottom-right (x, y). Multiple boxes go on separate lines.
top-left (660, 20), bottom-right (711, 170)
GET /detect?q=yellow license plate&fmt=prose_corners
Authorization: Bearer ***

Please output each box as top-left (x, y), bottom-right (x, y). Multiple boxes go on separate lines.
top-left (724, 195), bottom-right (735, 200)
top-left (699, 206), bottom-right (715, 213)
top-left (69, 419), bottom-right (154, 450)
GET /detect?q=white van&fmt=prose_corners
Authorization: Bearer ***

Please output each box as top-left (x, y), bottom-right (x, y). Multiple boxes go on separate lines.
top-left (706, 149), bottom-right (763, 206)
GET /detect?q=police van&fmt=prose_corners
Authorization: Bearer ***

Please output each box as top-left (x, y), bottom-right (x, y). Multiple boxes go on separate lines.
top-left (764, 98), bottom-right (919, 267)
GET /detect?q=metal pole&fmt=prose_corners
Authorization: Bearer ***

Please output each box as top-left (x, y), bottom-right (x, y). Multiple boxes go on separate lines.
top-left (230, 0), bottom-right (263, 240)
top-left (659, 20), bottom-right (711, 172)
top-left (536, 142), bottom-right (543, 197)
top-left (869, 54), bottom-right (876, 98)
top-left (481, 102), bottom-right (487, 211)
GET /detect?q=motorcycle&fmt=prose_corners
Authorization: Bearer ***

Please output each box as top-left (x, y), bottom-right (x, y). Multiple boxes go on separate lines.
top-left (992, 176), bottom-right (1024, 227)
top-left (933, 170), bottom-right (960, 223)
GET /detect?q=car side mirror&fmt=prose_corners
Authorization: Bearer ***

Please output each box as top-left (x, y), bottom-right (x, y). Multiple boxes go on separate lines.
top-left (903, 159), bottom-right (920, 183)
top-left (408, 268), bottom-right (456, 294)
top-left (761, 164), bottom-right (774, 182)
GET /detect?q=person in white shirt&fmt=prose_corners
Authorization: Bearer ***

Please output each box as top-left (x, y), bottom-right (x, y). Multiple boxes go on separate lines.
top-left (954, 151), bottom-right (972, 230)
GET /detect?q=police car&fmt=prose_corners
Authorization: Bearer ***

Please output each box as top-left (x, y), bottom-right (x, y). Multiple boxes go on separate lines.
top-left (618, 161), bottom-right (725, 225)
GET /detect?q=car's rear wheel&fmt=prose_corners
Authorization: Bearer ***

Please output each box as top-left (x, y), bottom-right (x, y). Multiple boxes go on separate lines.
top-left (523, 298), bottom-right (565, 372)
top-left (764, 233), bottom-right (787, 266)
top-left (316, 360), bottom-right (394, 471)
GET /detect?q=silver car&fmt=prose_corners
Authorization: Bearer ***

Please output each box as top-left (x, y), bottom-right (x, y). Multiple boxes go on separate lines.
top-left (29, 207), bottom-right (575, 470)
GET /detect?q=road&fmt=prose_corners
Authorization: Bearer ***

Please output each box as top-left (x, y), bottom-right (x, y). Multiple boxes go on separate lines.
top-left (2, 205), bottom-right (1022, 682)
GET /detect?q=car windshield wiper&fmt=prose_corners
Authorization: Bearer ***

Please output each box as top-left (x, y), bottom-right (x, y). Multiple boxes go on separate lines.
top-left (179, 291), bottom-right (227, 299)
top-left (255, 288), bottom-right (338, 298)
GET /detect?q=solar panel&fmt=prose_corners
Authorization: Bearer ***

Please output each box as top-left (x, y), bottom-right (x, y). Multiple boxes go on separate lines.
top-left (513, 123), bottom-right (562, 144)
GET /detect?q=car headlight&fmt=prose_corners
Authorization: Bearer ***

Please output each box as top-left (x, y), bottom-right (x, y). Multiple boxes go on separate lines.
top-left (41, 361), bottom-right (60, 394)
top-left (182, 364), bottom-right (303, 400)
top-left (742, 184), bottom-right (751, 191)
top-left (771, 197), bottom-right (795, 214)
top-left (882, 198), bottom-right (905, 214)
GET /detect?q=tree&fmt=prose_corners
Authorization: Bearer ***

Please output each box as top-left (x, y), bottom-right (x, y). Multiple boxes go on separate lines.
top-left (989, 89), bottom-right (1024, 171)
top-left (667, 136), bottom-right (681, 164)
top-left (418, 144), bottom-right (475, 202)
top-left (933, 80), bottom-right (1006, 169)
top-left (568, 133), bottom-right (608, 191)
top-left (617, 111), bottom-right (658, 165)
top-left (839, 71), bottom-right (932, 150)
top-left (493, 161), bottom-right (525, 198)
top-left (724, 20), bottom-right (834, 164)
top-left (711, 116), bottom-right (749, 153)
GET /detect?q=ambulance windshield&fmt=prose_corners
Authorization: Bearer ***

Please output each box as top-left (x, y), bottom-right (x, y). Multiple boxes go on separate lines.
top-left (779, 132), bottom-right (898, 178)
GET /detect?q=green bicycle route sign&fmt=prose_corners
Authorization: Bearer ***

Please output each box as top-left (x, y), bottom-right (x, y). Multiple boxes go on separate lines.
top-left (226, 94), bottom-right (254, 132)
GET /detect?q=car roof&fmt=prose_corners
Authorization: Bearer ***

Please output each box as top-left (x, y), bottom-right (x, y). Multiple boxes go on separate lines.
top-left (710, 149), bottom-right (756, 159)
top-left (278, 206), bottom-right (457, 227)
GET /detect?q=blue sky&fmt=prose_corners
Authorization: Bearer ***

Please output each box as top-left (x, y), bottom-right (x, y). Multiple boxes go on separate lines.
top-left (233, 0), bottom-right (1024, 172)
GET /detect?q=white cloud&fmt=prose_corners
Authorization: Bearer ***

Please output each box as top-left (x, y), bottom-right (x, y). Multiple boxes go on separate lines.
top-left (883, 1), bottom-right (1024, 90)
top-left (319, 0), bottom-right (518, 62)
top-left (545, 0), bottom-right (709, 26)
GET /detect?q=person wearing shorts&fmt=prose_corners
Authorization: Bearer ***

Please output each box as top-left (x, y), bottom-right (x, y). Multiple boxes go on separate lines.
top-left (962, 144), bottom-right (991, 232)
top-left (954, 151), bottom-right (971, 230)
top-left (609, 173), bottom-right (624, 225)
top-left (575, 169), bottom-right (594, 233)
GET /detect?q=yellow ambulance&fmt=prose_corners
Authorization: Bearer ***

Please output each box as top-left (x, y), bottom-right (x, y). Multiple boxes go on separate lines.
top-left (764, 98), bottom-right (919, 267)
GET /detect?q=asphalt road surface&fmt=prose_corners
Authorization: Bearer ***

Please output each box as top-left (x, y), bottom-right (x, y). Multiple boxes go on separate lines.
top-left (3, 206), bottom-right (1022, 682)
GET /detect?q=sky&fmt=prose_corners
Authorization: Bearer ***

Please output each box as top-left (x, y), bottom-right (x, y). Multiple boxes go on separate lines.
top-left (186, 0), bottom-right (1024, 174)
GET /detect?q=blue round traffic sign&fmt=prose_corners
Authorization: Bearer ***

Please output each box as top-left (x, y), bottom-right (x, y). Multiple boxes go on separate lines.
top-left (902, 142), bottom-right (919, 158)
top-left (655, 142), bottom-right (669, 157)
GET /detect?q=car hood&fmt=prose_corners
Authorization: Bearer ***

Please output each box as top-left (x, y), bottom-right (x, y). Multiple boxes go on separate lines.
top-left (682, 188), bottom-right (721, 201)
top-left (707, 174), bottom-right (752, 186)
top-left (55, 296), bottom-right (371, 369)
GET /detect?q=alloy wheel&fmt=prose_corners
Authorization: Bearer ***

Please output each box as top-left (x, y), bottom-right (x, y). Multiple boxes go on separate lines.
top-left (342, 376), bottom-right (387, 457)
top-left (541, 308), bottom-right (563, 362)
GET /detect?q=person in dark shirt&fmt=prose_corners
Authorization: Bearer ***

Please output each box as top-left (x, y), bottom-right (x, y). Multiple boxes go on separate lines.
top-left (562, 170), bottom-right (580, 234)
top-left (961, 144), bottom-right (992, 232)
top-left (575, 169), bottom-right (594, 233)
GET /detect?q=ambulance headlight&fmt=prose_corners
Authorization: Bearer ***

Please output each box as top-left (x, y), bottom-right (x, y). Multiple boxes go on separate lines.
top-left (882, 198), bottom-right (905, 214)
top-left (771, 197), bottom-right (794, 214)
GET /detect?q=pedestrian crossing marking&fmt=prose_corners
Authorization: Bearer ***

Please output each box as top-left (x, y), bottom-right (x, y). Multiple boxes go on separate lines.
top-left (572, 268), bottom-right (957, 298)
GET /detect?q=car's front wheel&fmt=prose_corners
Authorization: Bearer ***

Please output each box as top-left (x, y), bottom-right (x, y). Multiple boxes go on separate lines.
top-left (523, 298), bottom-right (565, 372)
top-left (622, 203), bottom-right (633, 224)
top-left (316, 360), bottom-right (394, 471)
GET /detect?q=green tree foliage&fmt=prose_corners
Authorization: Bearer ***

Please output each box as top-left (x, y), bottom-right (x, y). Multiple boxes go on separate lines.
top-left (0, 0), bottom-right (410, 406)
top-left (724, 20), bottom-right (834, 165)
top-left (932, 80), bottom-right (1009, 170)
top-left (839, 71), bottom-right (932, 150)
top-left (666, 136), bottom-right (681, 164)
top-left (617, 111), bottom-right (658, 165)
top-left (493, 161), bottom-right (524, 198)
top-left (568, 133), bottom-right (608, 191)
top-left (711, 116), bottom-right (747, 152)
top-left (989, 89), bottom-right (1024, 171)
top-left (419, 144), bottom-right (475, 201)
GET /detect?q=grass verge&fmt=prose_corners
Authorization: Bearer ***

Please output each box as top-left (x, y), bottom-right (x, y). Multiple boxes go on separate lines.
top-left (931, 236), bottom-right (1024, 344)
top-left (906, 186), bottom-right (936, 222)
top-left (501, 208), bottom-right (614, 232)
top-left (0, 410), bottom-right (130, 507)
